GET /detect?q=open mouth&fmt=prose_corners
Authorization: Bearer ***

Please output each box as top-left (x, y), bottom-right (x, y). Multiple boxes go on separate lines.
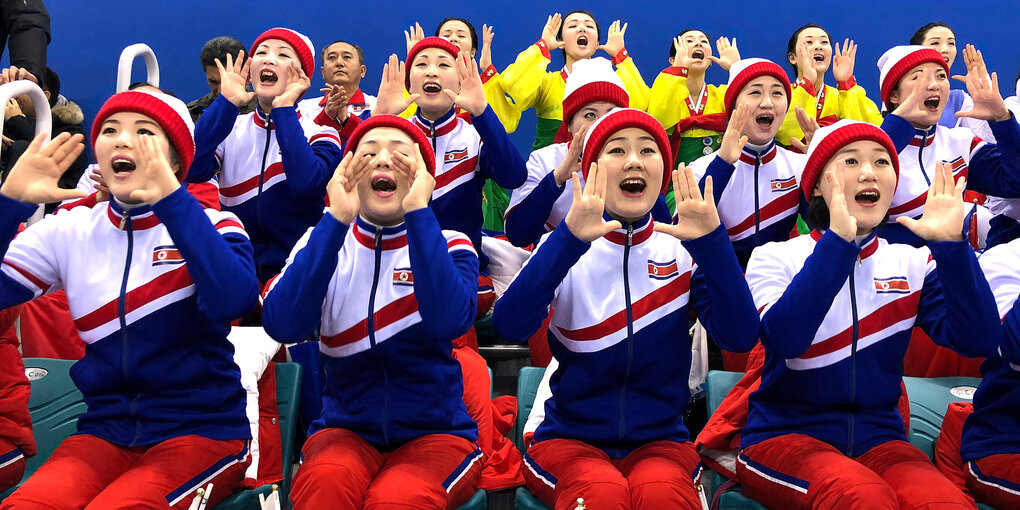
top-left (923, 95), bottom-right (940, 110)
top-left (259, 69), bottom-right (278, 85)
top-left (577, 35), bottom-right (589, 48)
top-left (691, 49), bottom-right (705, 61)
top-left (422, 81), bottom-right (442, 95)
top-left (855, 188), bottom-right (880, 206)
top-left (813, 54), bottom-right (825, 63)
top-left (111, 157), bottom-right (136, 175)
top-left (755, 113), bottom-right (775, 127)
top-left (943, 55), bottom-right (950, 63)
top-left (371, 174), bottom-right (397, 197)
top-left (619, 177), bottom-right (646, 196)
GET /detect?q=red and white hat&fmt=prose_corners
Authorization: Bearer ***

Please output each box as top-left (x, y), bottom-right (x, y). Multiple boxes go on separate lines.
top-left (251, 28), bottom-right (316, 78)
top-left (722, 58), bottom-right (791, 116)
top-left (91, 90), bottom-right (195, 181)
top-left (581, 108), bottom-right (673, 196)
top-left (405, 37), bottom-right (461, 90)
top-left (343, 115), bottom-right (437, 176)
top-left (801, 119), bottom-right (900, 200)
top-left (877, 45), bottom-right (949, 110)
top-left (556, 57), bottom-right (629, 143)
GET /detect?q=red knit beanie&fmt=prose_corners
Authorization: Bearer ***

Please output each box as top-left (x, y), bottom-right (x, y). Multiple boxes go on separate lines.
top-left (556, 57), bottom-right (629, 143)
top-left (343, 115), bottom-right (436, 176)
top-left (801, 119), bottom-right (900, 200)
top-left (581, 108), bottom-right (673, 196)
top-left (877, 45), bottom-right (949, 110)
top-left (250, 28), bottom-right (316, 78)
top-left (91, 90), bottom-right (195, 181)
top-left (405, 37), bottom-right (461, 90)
top-left (723, 58), bottom-right (792, 117)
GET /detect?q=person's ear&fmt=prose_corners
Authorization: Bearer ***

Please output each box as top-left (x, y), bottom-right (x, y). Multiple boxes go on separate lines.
top-left (668, 56), bottom-right (674, 65)
top-left (787, 52), bottom-right (797, 67)
top-left (360, 65), bottom-right (366, 79)
top-left (43, 90), bottom-right (51, 102)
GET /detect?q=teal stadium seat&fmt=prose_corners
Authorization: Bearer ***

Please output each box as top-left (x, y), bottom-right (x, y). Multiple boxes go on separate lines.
top-left (705, 371), bottom-right (998, 510)
top-left (514, 366), bottom-right (549, 510)
top-left (0, 359), bottom-right (304, 509)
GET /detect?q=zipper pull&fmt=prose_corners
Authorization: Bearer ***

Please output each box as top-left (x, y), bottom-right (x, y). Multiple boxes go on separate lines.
top-left (374, 227), bottom-right (382, 248)
top-left (626, 224), bottom-right (634, 246)
top-left (119, 211), bottom-right (128, 230)
top-left (858, 255), bottom-right (863, 267)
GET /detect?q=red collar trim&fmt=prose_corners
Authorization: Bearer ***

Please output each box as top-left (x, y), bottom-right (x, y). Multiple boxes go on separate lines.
top-left (603, 218), bottom-right (654, 246)
top-left (412, 112), bottom-right (459, 138)
top-left (352, 221), bottom-right (409, 250)
top-left (810, 229), bottom-right (879, 259)
top-left (738, 143), bottom-right (778, 165)
top-left (909, 133), bottom-right (935, 147)
top-left (107, 205), bottom-right (161, 230)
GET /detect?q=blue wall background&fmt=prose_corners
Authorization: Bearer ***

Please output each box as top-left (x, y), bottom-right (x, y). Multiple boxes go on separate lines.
top-left (30, 0), bottom-right (1020, 155)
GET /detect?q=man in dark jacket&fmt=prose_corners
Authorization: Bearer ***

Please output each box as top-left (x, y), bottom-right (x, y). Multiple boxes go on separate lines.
top-left (187, 36), bottom-right (257, 122)
top-left (0, 0), bottom-right (48, 81)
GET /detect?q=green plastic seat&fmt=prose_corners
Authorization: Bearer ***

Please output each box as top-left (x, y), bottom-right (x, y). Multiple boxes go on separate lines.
top-left (0, 359), bottom-right (304, 509)
top-left (902, 376), bottom-right (981, 460)
top-left (1, 358), bottom-right (84, 499)
top-left (214, 362), bottom-right (302, 509)
top-left (513, 367), bottom-right (550, 510)
top-left (704, 371), bottom-right (767, 510)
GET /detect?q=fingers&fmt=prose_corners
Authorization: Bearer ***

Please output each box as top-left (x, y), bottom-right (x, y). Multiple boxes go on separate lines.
top-left (675, 164), bottom-right (691, 201)
top-left (24, 131), bottom-right (48, 155)
top-left (224, 52), bottom-right (234, 73)
top-left (583, 163), bottom-right (597, 197)
top-left (602, 220), bottom-right (623, 234)
top-left (239, 58), bottom-right (251, 83)
top-left (933, 161), bottom-right (946, 197)
top-left (702, 175), bottom-right (715, 207)
top-left (52, 134), bottom-right (85, 169)
top-left (570, 171), bottom-right (582, 202)
top-left (235, 50), bottom-right (247, 73)
top-left (442, 89), bottom-right (459, 104)
top-left (595, 159), bottom-right (609, 201)
top-left (789, 137), bottom-right (808, 152)
top-left (896, 216), bottom-right (919, 230)
top-left (214, 58), bottom-right (227, 79)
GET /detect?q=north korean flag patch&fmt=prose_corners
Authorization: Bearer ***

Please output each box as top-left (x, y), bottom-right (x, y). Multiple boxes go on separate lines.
top-left (393, 268), bottom-right (414, 286)
top-left (770, 176), bottom-right (797, 192)
top-left (152, 246), bottom-right (184, 266)
top-left (874, 276), bottom-right (909, 294)
top-left (444, 148), bottom-right (469, 164)
top-left (647, 259), bottom-right (679, 280)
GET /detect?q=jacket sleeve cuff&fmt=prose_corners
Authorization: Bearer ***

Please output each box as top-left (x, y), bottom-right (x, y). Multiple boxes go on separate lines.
top-left (535, 39), bottom-right (552, 61)
top-left (612, 48), bottom-right (630, 66)
top-left (663, 66), bottom-right (688, 77)
top-left (837, 76), bottom-right (857, 91)
top-left (481, 65), bottom-right (498, 84)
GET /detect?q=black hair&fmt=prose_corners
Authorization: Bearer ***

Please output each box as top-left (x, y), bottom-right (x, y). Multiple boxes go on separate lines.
top-left (199, 36), bottom-right (246, 70)
top-left (910, 22), bottom-right (955, 45)
top-left (669, 28), bottom-right (711, 60)
top-left (41, 67), bottom-right (59, 107)
top-left (435, 17), bottom-right (478, 52)
top-left (127, 81), bottom-right (177, 98)
top-left (321, 40), bottom-right (365, 67)
top-left (557, 10), bottom-right (601, 59)
top-left (786, 23), bottom-right (832, 75)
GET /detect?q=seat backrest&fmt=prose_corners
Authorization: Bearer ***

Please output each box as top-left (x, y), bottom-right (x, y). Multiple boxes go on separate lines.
top-left (515, 366), bottom-right (546, 452)
top-left (272, 362), bottom-right (302, 503)
top-left (903, 376), bottom-right (980, 460)
top-left (705, 370), bottom-right (743, 417)
top-left (20, 358), bottom-right (85, 483)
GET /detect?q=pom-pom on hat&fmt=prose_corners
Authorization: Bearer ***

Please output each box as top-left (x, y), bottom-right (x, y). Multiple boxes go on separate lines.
top-left (877, 45), bottom-right (949, 110)
top-left (91, 90), bottom-right (195, 181)
top-left (343, 115), bottom-right (436, 176)
top-left (722, 58), bottom-right (791, 116)
top-left (556, 57), bottom-right (629, 143)
top-left (405, 37), bottom-right (461, 90)
top-left (801, 119), bottom-right (900, 200)
top-left (580, 108), bottom-right (673, 196)
top-left (251, 28), bottom-right (316, 79)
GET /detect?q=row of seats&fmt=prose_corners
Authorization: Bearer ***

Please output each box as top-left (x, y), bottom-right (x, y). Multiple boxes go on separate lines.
top-left (0, 360), bottom-right (996, 510)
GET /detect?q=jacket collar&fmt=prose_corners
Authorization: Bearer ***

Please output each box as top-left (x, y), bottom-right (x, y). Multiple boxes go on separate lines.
top-left (603, 213), bottom-right (654, 246)
top-left (738, 140), bottom-right (778, 165)
top-left (810, 228), bottom-right (880, 260)
top-left (107, 200), bottom-right (161, 230)
top-left (352, 215), bottom-right (408, 250)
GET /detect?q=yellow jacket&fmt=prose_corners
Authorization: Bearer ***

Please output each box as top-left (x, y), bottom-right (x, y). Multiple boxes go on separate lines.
top-left (499, 40), bottom-right (650, 148)
top-left (777, 77), bottom-right (883, 146)
top-left (647, 66), bottom-right (728, 139)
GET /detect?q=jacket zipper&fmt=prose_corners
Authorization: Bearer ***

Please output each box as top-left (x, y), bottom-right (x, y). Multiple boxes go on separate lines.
top-left (256, 116), bottom-right (273, 227)
top-left (918, 131), bottom-right (931, 187)
top-left (753, 152), bottom-right (762, 247)
top-left (117, 212), bottom-right (143, 445)
top-left (846, 264), bottom-right (860, 455)
top-left (430, 122), bottom-right (437, 152)
top-left (619, 223), bottom-right (635, 440)
top-left (367, 227), bottom-right (390, 446)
